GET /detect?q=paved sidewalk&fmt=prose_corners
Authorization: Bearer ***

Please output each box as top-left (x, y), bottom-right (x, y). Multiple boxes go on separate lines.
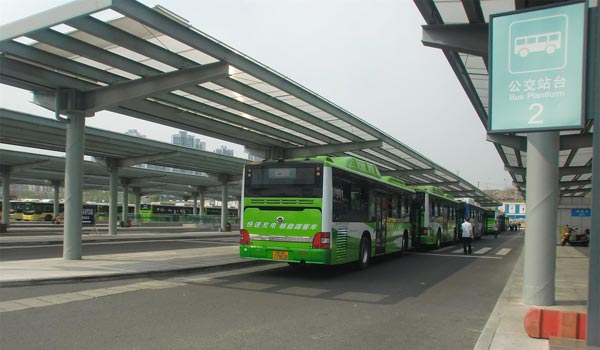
top-left (476, 245), bottom-right (590, 350)
top-left (0, 230), bottom-right (254, 287)
top-left (0, 232), bottom-right (592, 349)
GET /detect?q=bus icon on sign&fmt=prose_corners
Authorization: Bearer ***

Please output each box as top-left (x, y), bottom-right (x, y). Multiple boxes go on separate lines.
top-left (514, 31), bottom-right (562, 57)
top-left (508, 14), bottom-right (567, 74)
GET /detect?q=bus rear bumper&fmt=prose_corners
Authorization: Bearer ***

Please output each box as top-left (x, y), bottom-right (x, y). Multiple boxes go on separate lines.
top-left (239, 245), bottom-right (331, 264)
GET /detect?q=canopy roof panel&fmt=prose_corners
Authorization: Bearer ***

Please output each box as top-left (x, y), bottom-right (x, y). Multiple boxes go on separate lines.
top-left (416, 0), bottom-right (595, 198)
top-left (0, 0), bottom-right (501, 206)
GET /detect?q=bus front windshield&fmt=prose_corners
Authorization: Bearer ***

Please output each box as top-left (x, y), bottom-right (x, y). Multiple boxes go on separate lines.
top-left (244, 165), bottom-right (323, 198)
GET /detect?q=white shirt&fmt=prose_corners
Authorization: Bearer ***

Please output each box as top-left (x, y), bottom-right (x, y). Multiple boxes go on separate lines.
top-left (461, 221), bottom-right (473, 238)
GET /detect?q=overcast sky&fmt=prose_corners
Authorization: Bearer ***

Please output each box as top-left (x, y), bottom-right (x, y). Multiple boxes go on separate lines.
top-left (0, 0), bottom-right (511, 190)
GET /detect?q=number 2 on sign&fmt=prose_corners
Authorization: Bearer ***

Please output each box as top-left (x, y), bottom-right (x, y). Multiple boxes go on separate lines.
top-left (528, 103), bottom-right (544, 125)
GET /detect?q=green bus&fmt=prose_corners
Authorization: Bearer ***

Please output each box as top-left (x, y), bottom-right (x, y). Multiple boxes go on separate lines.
top-left (239, 156), bottom-right (415, 269)
top-left (413, 186), bottom-right (460, 248)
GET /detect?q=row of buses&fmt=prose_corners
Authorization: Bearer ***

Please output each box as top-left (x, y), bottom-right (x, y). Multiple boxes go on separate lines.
top-left (239, 156), bottom-right (501, 268)
top-left (0, 201), bottom-right (238, 223)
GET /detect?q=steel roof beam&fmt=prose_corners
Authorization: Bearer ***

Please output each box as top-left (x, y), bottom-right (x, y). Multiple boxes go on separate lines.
top-left (0, 57), bottom-right (93, 92)
top-left (0, 41), bottom-right (126, 85)
top-left (93, 152), bottom-right (180, 168)
top-left (282, 140), bottom-right (383, 159)
top-left (488, 133), bottom-right (593, 152)
top-left (515, 180), bottom-right (592, 188)
top-left (422, 23), bottom-right (488, 56)
top-left (113, 100), bottom-right (291, 149)
top-left (81, 62), bottom-right (229, 113)
top-left (380, 169), bottom-right (436, 177)
top-left (184, 85), bottom-right (336, 145)
top-left (461, 0), bottom-right (485, 24)
top-left (63, 16), bottom-right (330, 146)
top-left (153, 93), bottom-right (309, 146)
top-left (506, 166), bottom-right (592, 177)
top-left (0, 0), bottom-right (112, 42)
top-left (413, 181), bottom-right (461, 187)
top-left (215, 78), bottom-right (357, 143)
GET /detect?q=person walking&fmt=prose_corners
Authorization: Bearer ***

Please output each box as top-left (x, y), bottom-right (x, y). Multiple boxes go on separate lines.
top-left (461, 217), bottom-right (474, 254)
top-left (493, 220), bottom-right (500, 239)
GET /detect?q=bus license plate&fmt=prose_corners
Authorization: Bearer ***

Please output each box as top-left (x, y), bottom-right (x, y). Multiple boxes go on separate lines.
top-left (272, 251), bottom-right (288, 260)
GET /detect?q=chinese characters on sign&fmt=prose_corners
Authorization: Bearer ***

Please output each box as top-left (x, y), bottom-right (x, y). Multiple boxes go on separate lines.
top-left (490, 2), bottom-right (586, 132)
top-left (246, 221), bottom-right (319, 231)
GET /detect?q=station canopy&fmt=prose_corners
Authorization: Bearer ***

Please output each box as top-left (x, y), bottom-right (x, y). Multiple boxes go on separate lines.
top-left (414, 0), bottom-right (594, 198)
top-left (0, 0), bottom-right (501, 207)
top-left (0, 148), bottom-right (241, 199)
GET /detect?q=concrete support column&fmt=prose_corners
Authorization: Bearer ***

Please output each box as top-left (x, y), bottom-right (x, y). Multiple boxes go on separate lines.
top-left (199, 192), bottom-right (205, 217)
top-left (589, 107), bottom-right (600, 346)
top-left (586, 6), bottom-right (599, 347)
top-left (1, 167), bottom-right (10, 230)
top-left (52, 181), bottom-right (60, 220)
top-left (108, 162), bottom-right (119, 235)
top-left (121, 180), bottom-right (129, 226)
top-left (63, 113), bottom-right (86, 260)
top-left (133, 188), bottom-right (141, 224)
top-left (523, 132), bottom-right (559, 305)
top-left (192, 192), bottom-right (198, 216)
top-left (220, 175), bottom-right (229, 231)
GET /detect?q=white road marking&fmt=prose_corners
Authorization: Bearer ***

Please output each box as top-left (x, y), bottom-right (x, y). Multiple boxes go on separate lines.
top-left (473, 247), bottom-right (493, 255)
top-left (496, 248), bottom-right (512, 256)
top-left (432, 246), bottom-right (456, 253)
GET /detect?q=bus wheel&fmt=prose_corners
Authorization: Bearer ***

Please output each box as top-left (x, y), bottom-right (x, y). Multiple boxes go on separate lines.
top-left (357, 236), bottom-right (370, 270)
top-left (436, 232), bottom-right (442, 249)
top-left (44, 215), bottom-right (53, 221)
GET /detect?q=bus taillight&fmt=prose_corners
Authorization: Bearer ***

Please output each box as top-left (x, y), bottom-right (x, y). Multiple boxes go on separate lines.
top-left (240, 229), bottom-right (250, 245)
top-left (312, 232), bottom-right (330, 249)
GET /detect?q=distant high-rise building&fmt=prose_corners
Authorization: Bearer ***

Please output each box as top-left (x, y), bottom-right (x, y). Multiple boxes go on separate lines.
top-left (194, 139), bottom-right (206, 151)
top-left (247, 153), bottom-right (263, 162)
top-left (170, 130), bottom-right (209, 175)
top-left (171, 130), bottom-right (207, 151)
top-left (125, 129), bottom-right (147, 138)
top-left (172, 130), bottom-right (195, 148)
top-left (214, 145), bottom-right (234, 157)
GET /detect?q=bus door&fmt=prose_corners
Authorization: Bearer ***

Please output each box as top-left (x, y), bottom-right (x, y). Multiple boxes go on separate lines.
top-left (375, 193), bottom-right (387, 255)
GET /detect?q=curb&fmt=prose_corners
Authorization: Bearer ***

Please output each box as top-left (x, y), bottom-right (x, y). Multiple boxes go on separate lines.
top-left (0, 259), bottom-right (271, 288)
top-left (0, 233), bottom-right (238, 247)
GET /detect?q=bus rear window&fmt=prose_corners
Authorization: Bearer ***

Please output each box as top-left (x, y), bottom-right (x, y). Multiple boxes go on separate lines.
top-left (245, 165), bottom-right (322, 198)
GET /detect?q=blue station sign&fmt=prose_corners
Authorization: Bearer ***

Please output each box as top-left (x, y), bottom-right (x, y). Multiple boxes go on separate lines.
top-left (489, 1), bottom-right (587, 133)
top-left (571, 208), bottom-right (591, 217)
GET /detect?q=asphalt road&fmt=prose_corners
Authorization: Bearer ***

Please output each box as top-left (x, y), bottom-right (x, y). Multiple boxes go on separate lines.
top-left (0, 231), bottom-right (524, 350)
top-left (0, 237), bottom-right (239, 261)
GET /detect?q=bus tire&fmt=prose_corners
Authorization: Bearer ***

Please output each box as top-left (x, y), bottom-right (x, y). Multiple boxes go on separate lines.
top-left (44, 215), bottom-right (53, 221)
top-left (436, 230), bottom-right (442, 249)
top-left (357, 235), bottom-right (370, 270)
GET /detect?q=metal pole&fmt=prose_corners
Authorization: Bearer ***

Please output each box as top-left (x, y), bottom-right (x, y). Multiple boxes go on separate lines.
top-left (52, 181), bottom-right (60, 218)
top-left (1, 167), bottom-right (10, 230)
top-left (121, 182), bottom-right (129, 227)
top-left (586, 5), bottom-right (599, 347)
top-left (192, 192), bottom-right (198, 216)
top-left (108, 163), bottom-right (118, 235)
top-left (199, 191), bottom-right (205, 218)
top-left (588, 99), bottom-right (600, 347)
top-left (133, 188), bottom-right (141, 224)
top-left (221, 176), bottom-right (228, 231)
top-left (523, 131), bottom-right (559, 305)
top-left (52, 181), bottom-right (60, 220)
top-left (63, 113), bottom-right (85, 260)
